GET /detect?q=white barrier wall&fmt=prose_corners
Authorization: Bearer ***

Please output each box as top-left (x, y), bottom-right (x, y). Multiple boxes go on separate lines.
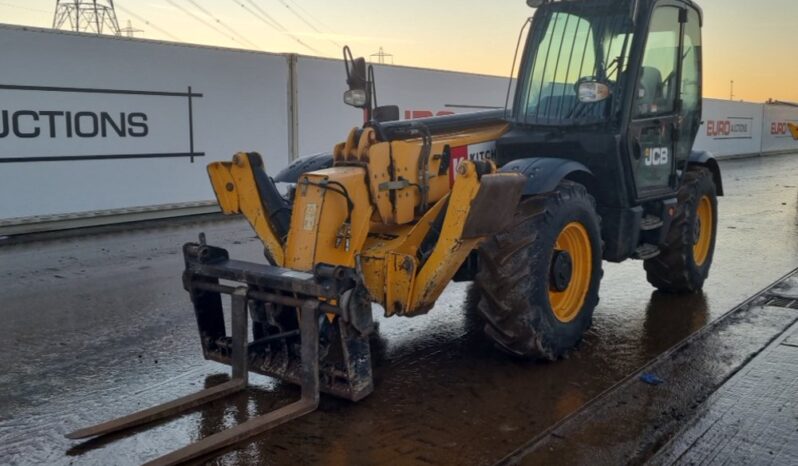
top-left (296, 56), bottom-right (509, 156)
top-left (693, 99), bottom-right (764, 158)
top-left (0, 25), bottom-right (289, 220)
top-left (1, 25), bottom-right (797, 226)
top-left (694, 100), bottom-right (798, 157)
top-left (762, 104), bottom-right (798, 154)
top-left (0, 25), bottom-right (512, 223)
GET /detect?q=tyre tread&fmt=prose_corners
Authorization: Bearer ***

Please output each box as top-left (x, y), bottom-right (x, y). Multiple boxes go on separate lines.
top-left (644, 167), bottom-right (717, 293)
top-left (476, 181), bottom-right (603, 360)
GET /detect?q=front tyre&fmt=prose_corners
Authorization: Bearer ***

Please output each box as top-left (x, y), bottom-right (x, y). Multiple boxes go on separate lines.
top-left (644, 167), bottom-right (718, 293)
top-left (475, 181), bottom-right (603, 360)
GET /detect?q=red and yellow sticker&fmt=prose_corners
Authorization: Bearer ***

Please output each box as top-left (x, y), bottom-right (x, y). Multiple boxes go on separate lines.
top-left (449, 141), bottom-right (497, 184)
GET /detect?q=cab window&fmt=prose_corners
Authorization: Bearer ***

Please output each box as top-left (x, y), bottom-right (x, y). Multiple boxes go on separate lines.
top-left (634, 6), bottom-right (681, 117)
top-left (676, 8), bottom-right (702, 156)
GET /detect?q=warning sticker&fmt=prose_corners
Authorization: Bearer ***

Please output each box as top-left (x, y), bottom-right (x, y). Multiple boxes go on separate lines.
top-left (303, 203), bottom-right (318, 231)
top-left (448, 141), bottom-right (497, 184)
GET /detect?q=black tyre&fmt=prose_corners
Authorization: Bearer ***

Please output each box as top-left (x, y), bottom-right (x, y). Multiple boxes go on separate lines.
top-left (644, 167), bottom-right (718, 293)
top-left (475, 181), bottom-right (603, 360)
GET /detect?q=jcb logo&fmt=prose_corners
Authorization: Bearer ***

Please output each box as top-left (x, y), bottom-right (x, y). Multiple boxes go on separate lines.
top-left (644, 147), bottom-right (669, 167)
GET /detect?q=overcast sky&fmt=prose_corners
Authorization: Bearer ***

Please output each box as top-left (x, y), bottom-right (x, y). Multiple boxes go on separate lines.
top-left (1, 0), bottom-right (796, 102)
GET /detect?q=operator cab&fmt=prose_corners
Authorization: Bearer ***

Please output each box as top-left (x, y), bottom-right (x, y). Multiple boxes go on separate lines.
top-left (497, 0), bottom-right (708, 261)
top-left (500, 0), bottom-right (704, 203)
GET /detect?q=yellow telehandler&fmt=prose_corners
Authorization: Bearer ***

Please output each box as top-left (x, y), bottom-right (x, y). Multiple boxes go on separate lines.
top-left (66, 0), bottom-right (722, 463)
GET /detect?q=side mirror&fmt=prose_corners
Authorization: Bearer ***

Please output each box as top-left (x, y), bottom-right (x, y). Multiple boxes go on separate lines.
top-left (373, 105), bottom-right (400, 123)
top-left (343, 48), bottom-right (370, 109)
top-left (577, 81), bottom-right (611, 103)
top-left (347, 57), bottom-right (368, 92)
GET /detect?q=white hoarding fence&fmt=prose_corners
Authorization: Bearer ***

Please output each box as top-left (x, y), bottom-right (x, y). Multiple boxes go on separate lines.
top-left (1, 24), bottom-right (797, 233)
top-left (761, 104), bottom-right (798, 154)
top-left (0, 24), bottom-right (289, 222)
top-left (693, 99), bottom-right (764, 158)
top-left (0, 84), bottom-right (201, 163)
top-left (0, 25), bottom-right (513, 228)
top-left (694, 100), bottom-right (798, 158)
top-left (295, 56), bottom-right (510, 157)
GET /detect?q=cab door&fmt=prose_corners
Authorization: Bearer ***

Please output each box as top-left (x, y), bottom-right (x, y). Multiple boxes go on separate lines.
top-left (627, 4), bottom-right (685, 199)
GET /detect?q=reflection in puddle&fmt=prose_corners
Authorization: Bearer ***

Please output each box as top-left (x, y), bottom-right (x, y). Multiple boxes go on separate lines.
top-left (642, 291), bottom-right (709, 356)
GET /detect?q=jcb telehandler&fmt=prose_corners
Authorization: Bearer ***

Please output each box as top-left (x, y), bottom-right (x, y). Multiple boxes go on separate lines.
top-left (67, 0), bottom-right (721, 463)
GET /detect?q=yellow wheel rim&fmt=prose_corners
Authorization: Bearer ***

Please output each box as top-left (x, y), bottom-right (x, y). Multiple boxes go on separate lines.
top-left (693, 195), bottom-right (713, 266)
top-left (549, 222), bottom-right (593, 323)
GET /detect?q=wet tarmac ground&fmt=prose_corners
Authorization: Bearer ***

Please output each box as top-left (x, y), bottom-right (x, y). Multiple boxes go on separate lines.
top-left (652, 317), bottom-right (798, 466)
top-left (1, 154), bottom-right (797, 465)
top-left (503, 269), bottom-right (798, 465)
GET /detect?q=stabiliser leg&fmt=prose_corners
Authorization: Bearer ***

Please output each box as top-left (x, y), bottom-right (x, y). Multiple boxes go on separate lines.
top-left (65, 289), bottom-right (322, 466)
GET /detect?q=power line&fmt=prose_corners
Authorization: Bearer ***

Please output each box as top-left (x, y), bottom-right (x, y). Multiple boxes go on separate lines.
top-left (186, 0), bottom-right (262, 50)
top-left (284, 0), bottom-right (333, 32)
top-left (230, 0), bottom-right (324, 55)
top-left (165, 0), bottom-right (248, 48)
top-left (273, 0), bottom-right (319, 33)
top-left (271, 0), bottom-right (341, 48)
top-left (243, 0), bottom-right (282, 30)
top-left (115, 3), bottom-right (182, 41)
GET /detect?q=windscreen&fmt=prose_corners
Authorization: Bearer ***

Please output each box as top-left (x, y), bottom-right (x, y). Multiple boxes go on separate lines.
top-left (515, 2), bottom-right (634, 126)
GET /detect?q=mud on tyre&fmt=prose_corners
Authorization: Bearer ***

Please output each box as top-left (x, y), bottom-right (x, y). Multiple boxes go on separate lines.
top-left (475, 180), bottom-right (603, 360)
top-left (644, 167), bottom-right (718, 293)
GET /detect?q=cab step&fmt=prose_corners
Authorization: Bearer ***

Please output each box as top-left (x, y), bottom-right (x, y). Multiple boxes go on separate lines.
top-left (640, 215), bottom-right (664, 231)
top-left (634, 243), bottom-right (661, 260)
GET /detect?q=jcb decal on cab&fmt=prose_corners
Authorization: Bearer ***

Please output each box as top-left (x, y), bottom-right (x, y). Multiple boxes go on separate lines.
top-left (449, 141), bottom-right (497, 183)
top-left (643, 147), bottom-right (669, 167)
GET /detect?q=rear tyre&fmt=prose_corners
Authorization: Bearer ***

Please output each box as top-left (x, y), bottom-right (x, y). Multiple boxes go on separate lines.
top-left (644, 167), bottom-right (718, 293)
top-left (475, 181), bottom-right (603, 360)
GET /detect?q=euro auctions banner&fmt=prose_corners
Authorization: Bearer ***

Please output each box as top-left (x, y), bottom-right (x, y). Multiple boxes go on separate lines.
top-left (705, 118), bottom-right (753, 140)
top-left (0, 24), bottom-right (289, 220)
top-left (761, 104), bottom-right (798, 154)
top-left (693, 99), bottom-right (763, 157)
top-left (0, 84), bottom-right (201, 163)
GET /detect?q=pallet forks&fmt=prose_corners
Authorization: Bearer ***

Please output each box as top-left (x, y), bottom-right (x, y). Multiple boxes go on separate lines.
top-left (65, 236), bottom-right (374, 465)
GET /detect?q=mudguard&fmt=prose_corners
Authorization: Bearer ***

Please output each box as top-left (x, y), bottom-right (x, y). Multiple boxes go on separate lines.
top-left (686, 150), bottom-right (724, 196)
top-left (499, 157), bottom-right (593, 195)
top-left (274, 153), bottom-right (334, 183)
